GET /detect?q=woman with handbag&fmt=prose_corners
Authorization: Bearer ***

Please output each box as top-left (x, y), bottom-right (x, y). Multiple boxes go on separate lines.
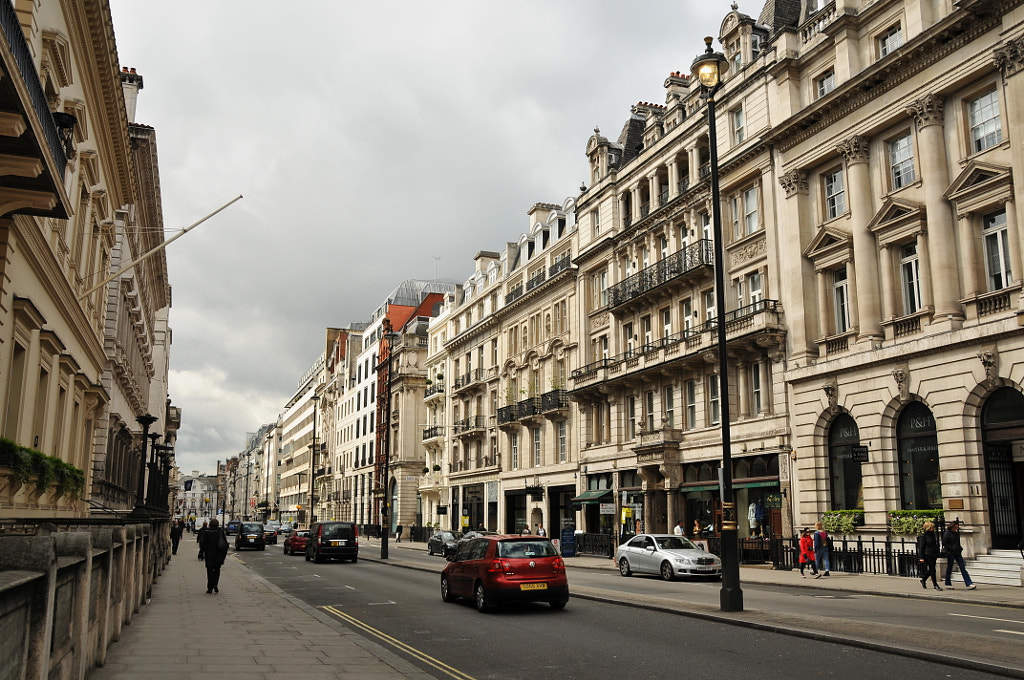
top-left (942, 520), bottom-right (977, 590)
top-left (916, 521), bottom-right (942, 591)
top-left (200, 518), bottom-right (229, 594)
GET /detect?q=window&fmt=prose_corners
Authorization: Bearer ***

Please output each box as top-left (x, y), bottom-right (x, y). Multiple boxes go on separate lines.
top-left (592, 334), bottom-right (609, 362)
top-left (557, 421), bottom-right (567, 462)
top-left (897, 402), bottom-right (941, 510)
top-left (623, 322), bottom-right (635, 354)
top-left (816, 69), bottom-right (835, 98)
top-left (703, 290), bottom-right (716, 322)
top-left (900, 242), bottom-right (922, 314)
top-left (833, 266), bottom-right (851, 333)
top-left (685, 380), bottom-right (697, 429)
top-left (983, 209), bottom-right (1012, 290)
top-left (742, 186), bottom-right (759, 235)
top-left (664, 386), bottom-right (675, 428)
top-left (750, 363), bottom-right (762, 415)
top-left (747, 271), bottom-right (763, 305)
top-left (591, 270), bottom-right (608, 309)
top-left (889, 133), bottom-right (915, 189)
top-left (661, 308), bottom-right (671, 338)
top-left (510, 433), bottom-right (519, 469)
top-left (532, 428), bottom-right (541, 467)
top-left (828, 414), bottom-right (863, 510)
top-left (682, 299), bottom-right (693, 333)
top-left (878, 24), bottom-right (903, 57)
top-left (591, 209), bottom-right (601, 238)
top-left (641, 315), bottom-right (653, 347)
top-left (824, 168), bottom-right (846, 219)
top-left (707, 377), bottom-right (720, 425)
top-left (969, 89), bottom-right (1003, 153)
top-left (627, 396), bottom-right (636, 439)
top-left (732, 106), bottom-right (745, 144)
top-left (701, 212), bottom-right (712, 242)
top-left (645, 390), bottom-right (655, 431)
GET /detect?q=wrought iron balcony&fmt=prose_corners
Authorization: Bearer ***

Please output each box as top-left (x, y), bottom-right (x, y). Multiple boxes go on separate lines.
top-left (453, 368), bottom-right (484, 393)
top-left (424, 383), bottom-right (444, 399)
top-left (422, 425), bottom-right (444, 442)
top-left (453, 415), bottom-right (486, 436)
top-left (497, 405), bottom-right (518, 426)
top-left (505, 284), bottom-right (524, 305)
top-left (607, 240), bottom-right (714, 310)
top-left (549, 256), bottom-right (573, 277)
top-left (541, 389), bottom-right (568, 413)
top-left (517, 396), bottom-right (543, 420)
top-left (526, 270), bottom-right (547, 292)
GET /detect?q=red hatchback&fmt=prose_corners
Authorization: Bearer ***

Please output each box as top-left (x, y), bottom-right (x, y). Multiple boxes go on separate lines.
top-left (440, 535), bottom-right (569, 612)
top-left (283, 529), bottom-right (310, 556)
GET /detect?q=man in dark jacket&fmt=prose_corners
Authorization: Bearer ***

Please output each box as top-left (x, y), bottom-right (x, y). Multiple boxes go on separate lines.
top-left (169, 519), bottom-right (184, 555)
top-left (200, 519), bottom-right (229, 593)
top-left (942, 520), bottom-right (976, 590)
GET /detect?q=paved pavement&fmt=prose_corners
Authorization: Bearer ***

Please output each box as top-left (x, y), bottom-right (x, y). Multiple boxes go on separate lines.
top-left (86, 537), bottom-right (1024, 680)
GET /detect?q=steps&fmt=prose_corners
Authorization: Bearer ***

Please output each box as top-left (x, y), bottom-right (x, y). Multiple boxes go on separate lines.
top-left (951, 549), bottom-right (1024, 588)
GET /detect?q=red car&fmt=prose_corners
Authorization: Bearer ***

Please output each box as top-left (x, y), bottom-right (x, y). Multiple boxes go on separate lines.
top-left (440, 534), bottom-right (568, 612)
top-left (283, 529), bottom-right (310, 556)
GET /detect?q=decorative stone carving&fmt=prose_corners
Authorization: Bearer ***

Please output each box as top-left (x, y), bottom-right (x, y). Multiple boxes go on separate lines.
top-left (907, 93), bottom-right (944, 129)
top-left (978, 349), bottom-right (999, 386)
top-left (994, 35), bottom-right (1024, 77)
top-left (823, 378), bottom-right (839, 412)
top-left (590, 312), bottom-right (609, 330)
top-left (731, 237), bottom-right (766, 265)
top-left (892, 366), bottom-right (910, 403)
top-left (779, 169), bottom-right (809, 197)
top-left (837, 135), bottom-right (870, 164)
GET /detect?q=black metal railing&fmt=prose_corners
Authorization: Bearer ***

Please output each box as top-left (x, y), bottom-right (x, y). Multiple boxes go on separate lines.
top-left (575, 532), bottom-right (616, 557)
top-left (453, 415), bottom-right (486, 434)
top-left (0, 1), bottom-right (67, 171)
top-left (453, 368), bottom-right (483, 391)
top-left (497, 405), bottom-right (518, 425)
top-left (526, 270), bottom-right (547, 292)
top-left (422, 425), bottom-right (444, 441)
top-left (505, 284), bottom-right (524, 305)
top-left (424, 383), bottom-right (444, 398)
top-left (549, 256), bottom-right (573, 277)
top-left (517, 396), bottom-right (542, 419)
top-left (541, 389), bottom-right (568, 412)
top-left (607, 240), bottom-right (714, 308)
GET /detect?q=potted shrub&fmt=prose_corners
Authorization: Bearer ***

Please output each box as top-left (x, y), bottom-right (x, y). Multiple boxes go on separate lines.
top-left (432, 464), bottom-right (441, 472)
top-left (822, 509), bottom-right (864, 535)
top-left (888, 509), bottom-right (945, 535)
top-left (422, 467), bottom-right (430, 474)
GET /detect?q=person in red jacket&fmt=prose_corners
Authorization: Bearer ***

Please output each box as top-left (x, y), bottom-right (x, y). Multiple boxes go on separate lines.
top-left (798, 528), bottom-right (818, 577)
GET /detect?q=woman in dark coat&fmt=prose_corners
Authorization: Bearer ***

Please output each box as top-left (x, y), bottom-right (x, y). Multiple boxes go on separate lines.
top-left (200, 518), bottom-right (229, 593)
top-left (916, 521), bottom-right (941, 591)
top-left (942, 520), bottom-right (976, 589)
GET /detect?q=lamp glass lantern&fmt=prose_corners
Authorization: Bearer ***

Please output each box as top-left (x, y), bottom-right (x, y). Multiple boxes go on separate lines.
top-left (690, 36), bottom-right (730, 95)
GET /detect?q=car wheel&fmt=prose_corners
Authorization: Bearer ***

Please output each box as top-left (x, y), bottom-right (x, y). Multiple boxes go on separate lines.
top-left (350, 555), bottom-right (358, 563)
top-left (313, 549), bottom-right (325, 564)
top-left (474, 582), bottom-right (491, 613)
top-left (618, 558), bottom-right (632, 577)
top-left (660, 561), bottom-right (675, 581)
top-left (305, 550), bottom-right (310, 562)
top-left (441, 575), bottom-right (456, 603)
top-left (259, 545), bottom-right (265, 552)
top-left (427, 545), bottom-right (434, 556)
top-left (550, 599), bottom-right (568, 610)
top-left (283, 545), bottom-right (289, 555)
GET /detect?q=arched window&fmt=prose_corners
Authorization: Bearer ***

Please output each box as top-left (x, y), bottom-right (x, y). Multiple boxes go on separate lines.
top-left (828, 413), bottom-right (863, 510)
top-left (897, 401), bottom-right (941, 510)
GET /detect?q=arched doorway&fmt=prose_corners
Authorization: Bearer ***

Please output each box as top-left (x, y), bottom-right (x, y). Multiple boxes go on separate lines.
top-left (896, 401), bottom-right (941, 510)
top-left (982, 387), bottom-right (1024, 548)
top-left (828, 413), bottom-right (863, 510)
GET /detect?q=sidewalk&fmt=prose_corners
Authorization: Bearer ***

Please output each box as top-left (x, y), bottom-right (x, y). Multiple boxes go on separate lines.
top-left (85, 549), bottom-right (433, 680)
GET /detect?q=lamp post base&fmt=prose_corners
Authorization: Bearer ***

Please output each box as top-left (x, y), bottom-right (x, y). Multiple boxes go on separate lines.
top-left (719, 527), bottom-right (744, 612)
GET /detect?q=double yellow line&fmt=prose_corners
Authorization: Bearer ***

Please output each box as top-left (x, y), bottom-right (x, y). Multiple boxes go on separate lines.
top-left (322, 605), bottom-right (477, 680)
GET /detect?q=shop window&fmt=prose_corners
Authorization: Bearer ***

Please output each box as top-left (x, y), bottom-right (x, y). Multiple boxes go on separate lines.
top-left (828, 413), bottom-right (863, 510)
top-left (897, 401), bottom-right (941, 510)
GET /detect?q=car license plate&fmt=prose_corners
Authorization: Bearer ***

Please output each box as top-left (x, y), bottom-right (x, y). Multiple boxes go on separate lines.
top-left (330, 540), bottom-right (345, 546)
top-left (520, 583), bottom-right (547, 591)
top-left (696, 567), bottom-right (711, 571)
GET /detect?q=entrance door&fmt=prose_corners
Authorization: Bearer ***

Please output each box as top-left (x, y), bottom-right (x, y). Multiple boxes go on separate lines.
top-left (982, 387), bottom-right (1024, 549)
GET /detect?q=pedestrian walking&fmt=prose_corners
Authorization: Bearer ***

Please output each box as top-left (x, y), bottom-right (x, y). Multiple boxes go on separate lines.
top-left (196, 520), bottom-right (208, 560)
top-left (674, 521), bottom-right (685, 536)
top-left (410, 521), bottom-right (417, 542)
top-left (537, 525), bottom-right (547, 537)
top-left (396, 523), bottom-right (403, 543)
top-left (812, 521), bottom-right (830, 578)
top-left (798, 528), bottom-right (818, 577)
top-left (942, 520), bottom-right (976, 590)
top-left (917, 521), bottom-right (942, 591)
top-left (170, 519), bottom-right (184, 555)
top-left (200, 518), bottom-right (229, 594)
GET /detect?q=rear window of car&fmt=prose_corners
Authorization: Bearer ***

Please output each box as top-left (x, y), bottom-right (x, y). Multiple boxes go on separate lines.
top-left (319, 523), bottom-right (351, 539)
top-left (242, 523), bottom-right (262, 532)
top-left (497, 539), bottom-right (558, 558)
top-left (295, 530), bottom-right (310, 537)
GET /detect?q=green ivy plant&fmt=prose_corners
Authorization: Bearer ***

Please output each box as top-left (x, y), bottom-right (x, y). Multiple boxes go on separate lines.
top-left (1, 435), bottom-right (85, 498)
top-left (888, 509), bottom-right (945, 535)
top-left (821, 509), bottom-right (864, 535)
top-left (54, 462), bottom-right (86, 500)
top-left (30, 451), bottom-right (54, 494)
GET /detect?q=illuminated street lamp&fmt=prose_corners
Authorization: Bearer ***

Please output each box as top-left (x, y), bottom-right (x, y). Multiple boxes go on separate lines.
top-left (691, 36), bottom-right (743, 613)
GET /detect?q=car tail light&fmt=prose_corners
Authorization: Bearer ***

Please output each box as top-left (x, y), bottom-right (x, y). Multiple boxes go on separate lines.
top-left (354, 525), bottom-right (359, 545)
top-left (552, 557), bottom-right (565, 571)
top-left (488, 559), bottom-right (512, 573)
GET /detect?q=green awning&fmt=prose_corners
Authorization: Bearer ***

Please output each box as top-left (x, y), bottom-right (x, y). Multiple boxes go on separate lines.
top-left (680, 484), bottom-right (719, 493)
top-left (734, 480), bottom-right (779, 489)
top-left (570, 489), bottom-right (612, 504)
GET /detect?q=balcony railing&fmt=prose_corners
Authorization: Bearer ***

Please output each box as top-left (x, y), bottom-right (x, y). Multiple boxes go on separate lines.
top-left (526, 270), bottom-right (547, 292)
top-left (424, 383), bottom-right (444, 399)
top-left (422, 425), bottom-right (444, 441)
top-left (505, 284), bottom-right (524, 305)
top-left (549, 256), bottom-right (573, 277)
top-left (541, 389), bottom-right (568, 412)
top-left (453, 368), bottom-right (484, 391)
top-left (453, 415), bottom-right (486, 434)
top-left (497, 405), bottom-right (518, 425)
top-left (607, 240), bottom-right (714, 308)
top-left (517, 396), bottom-right (542, 419)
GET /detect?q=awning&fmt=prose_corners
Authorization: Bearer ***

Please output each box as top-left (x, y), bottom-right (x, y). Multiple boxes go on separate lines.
top-left (570, 489), bottom-right (612, 505)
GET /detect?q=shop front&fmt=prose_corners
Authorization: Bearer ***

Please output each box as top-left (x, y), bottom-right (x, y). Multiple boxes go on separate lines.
top-left (679, 455), bottom-right (781, 538)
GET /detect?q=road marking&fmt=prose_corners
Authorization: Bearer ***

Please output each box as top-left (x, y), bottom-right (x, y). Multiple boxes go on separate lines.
top-left (368, 600), bottom-right (395, 606)
top-left (323, 605), bottom-right (477, 680)
top-left (345, 585), bottom-right (356, 590)
top-left (994, 629), bottom-right (1024, 636)
top-left (949, 613), bottom-right (1024, 625)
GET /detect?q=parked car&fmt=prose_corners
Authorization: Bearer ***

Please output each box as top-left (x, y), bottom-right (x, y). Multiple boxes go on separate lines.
top-left (235, 522), bottom-right (266, 551)
top-left (225, 520), bottom-right (241, 536)
top-left (283, 530), bottom-right (310, 556)
top-left (614, 534), bottom-right (722, 581)
top-left (426, 530), bottom-right (462, 557)
top-left (306, 521), bottom-right (359, 563)
top-left (440, 535), bottom-right (568, 612)
top-left (264, 522), bottom-right (282, 544)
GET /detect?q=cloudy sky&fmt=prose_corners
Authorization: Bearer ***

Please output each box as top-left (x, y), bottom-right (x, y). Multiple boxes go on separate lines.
top-left (106, 1), bottom-right (731, 475)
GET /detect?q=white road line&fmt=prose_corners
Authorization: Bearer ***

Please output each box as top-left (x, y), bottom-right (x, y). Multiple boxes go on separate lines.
top-left (949, 613), bottom-right (1024, 625)
top-left (994, 629), bottom-right (1024, 636)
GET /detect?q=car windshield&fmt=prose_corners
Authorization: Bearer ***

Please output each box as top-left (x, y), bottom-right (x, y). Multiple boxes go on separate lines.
top-left (320, 524), bottom-right (348, 539)
top-left (242, 523), bottom-right (262, 532)
top-left (497, 539), bottom-right (558, 558)
top-left (656, 536), bottom-right (699, 551)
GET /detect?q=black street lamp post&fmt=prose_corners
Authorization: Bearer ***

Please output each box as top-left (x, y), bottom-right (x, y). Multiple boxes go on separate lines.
top-left (378, 320), bottom-right (398, 560)
top-left (145, 432), bottom-right (161, 507)
top-left (132, 414), bottom-right (158, 509)
top-left (309, 394), bottom-right (319, 525)
top-left (692, 36), bottom-right (743, 613)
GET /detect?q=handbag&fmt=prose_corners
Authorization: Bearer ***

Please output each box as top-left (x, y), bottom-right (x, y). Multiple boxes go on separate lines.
top-left (217, 530), bottom-right (229, 553)
top-left (939, 546), bottom-right (948, 558)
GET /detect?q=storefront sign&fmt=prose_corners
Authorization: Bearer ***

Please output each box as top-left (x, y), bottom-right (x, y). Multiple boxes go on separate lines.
top-left (560, 528), bottom-right (576, 557)
top-left (851, 445), bottom-right (869, 463)
top-left (764, 492), bottom-right (783, 509)
top-left (600, 502), bottom-right (615, 515)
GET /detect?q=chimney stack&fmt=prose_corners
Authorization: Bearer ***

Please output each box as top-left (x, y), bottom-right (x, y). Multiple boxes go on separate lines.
top-left (120, 66), bottom-right (144, 122)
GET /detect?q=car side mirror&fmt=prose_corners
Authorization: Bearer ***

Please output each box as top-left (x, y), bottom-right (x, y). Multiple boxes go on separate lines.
top-left (646, 546), bottom-right (656, 552)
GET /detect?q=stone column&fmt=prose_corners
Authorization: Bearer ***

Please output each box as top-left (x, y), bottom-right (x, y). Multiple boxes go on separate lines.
top-left (958, 214), bottom-right (980, 298)
top-left (668, 157), bottom-right (679, 198)
top-left (644, 490), bottom-right (654, 534)
top-left (879, 245), bottom-right (895, 321)
top-left (649, 174), bottom-right (659, 209)
top-left (907, 94), bottom-right (963, 323)
top-left (816, 269), bottom-right (830, 337)
top-left (838, 135), bottom-right (882, 341)
top-left (736, 361), bottom-right (749, 418)
top-left (917, 231), bottom-right (934, 311)
top-left (689, 147), bottom-right (701, 185)
top-left (777, 169), bottom-right (819, 361)
top-left (1004, 199), bottom-right (1023, 290)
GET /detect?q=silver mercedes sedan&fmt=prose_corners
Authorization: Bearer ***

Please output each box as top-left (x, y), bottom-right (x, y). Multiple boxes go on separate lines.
top-left (615, 533), bottom-right (723, 581)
